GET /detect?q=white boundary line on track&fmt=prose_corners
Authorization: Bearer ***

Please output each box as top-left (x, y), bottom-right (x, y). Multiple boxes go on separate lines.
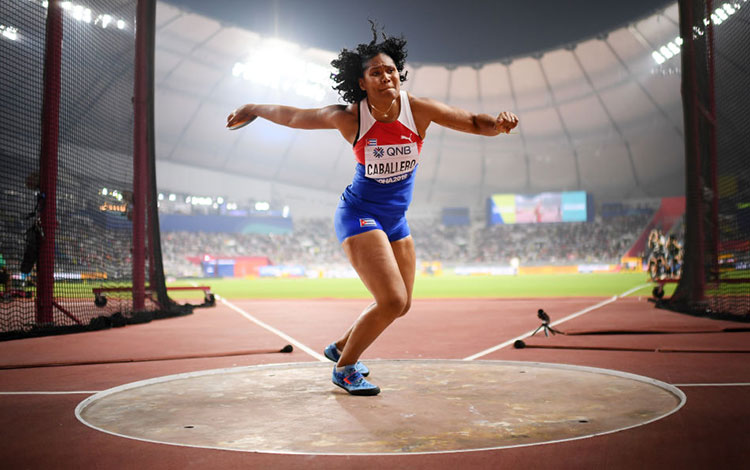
top-left (73, 359), bottom-right (687, 456)
top-left (0, 391), bottom-right (101, 395)
top-left (218, 295), bottom-right (328, 362)
top-left (673, 383), bottom-right (750, 387)
top-left (463, 283), bottom-right (652, 361)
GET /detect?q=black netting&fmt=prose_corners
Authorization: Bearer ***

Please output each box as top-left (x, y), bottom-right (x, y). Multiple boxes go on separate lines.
top-left (0, 0), bottom-right (188, 340)
top-left (670, 0), bottom-right (750, 320)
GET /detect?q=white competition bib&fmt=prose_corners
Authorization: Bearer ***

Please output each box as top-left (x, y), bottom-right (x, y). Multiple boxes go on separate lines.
top-left (364, 141), bottom-right (419, 184)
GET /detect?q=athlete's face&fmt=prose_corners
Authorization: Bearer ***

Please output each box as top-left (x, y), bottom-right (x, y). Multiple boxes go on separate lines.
top-left (359, 53), bottom-right (400, 100)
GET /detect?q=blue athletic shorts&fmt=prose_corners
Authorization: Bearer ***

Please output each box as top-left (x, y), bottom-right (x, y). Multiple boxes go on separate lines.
top-left (334, 200), bottom-right (410, 244)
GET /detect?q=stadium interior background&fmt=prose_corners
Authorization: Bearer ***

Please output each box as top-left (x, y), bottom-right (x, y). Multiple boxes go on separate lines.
top-left (0, 0), bottom-right (748, 336)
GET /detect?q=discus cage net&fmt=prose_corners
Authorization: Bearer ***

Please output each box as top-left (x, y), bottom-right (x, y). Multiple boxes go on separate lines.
top-left (0, 0), bottom-right (192, 340)
top-left (668, 0), bottom-right (750, 320)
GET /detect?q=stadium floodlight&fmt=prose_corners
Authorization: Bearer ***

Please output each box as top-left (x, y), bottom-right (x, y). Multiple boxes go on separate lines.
top-left (102, 188), bottom-right (108, 196)
top-left (233, 37), bottom-right (331, 102)
top-left (711, 13), bottom-right (724, 24)
top-left (158, 193), bottom-right (164, 201)
top-left (667, 42), bottom-right (680, 55)
top-left (61, 1), bottom-right (72, 10)
top-left (168, 193), bottom-right (176, 202)
top-left (0, 25), bottom-right (18, 41)
top-left (98, 14), bottom-right (113, 29)
top-left (675, 36), bottom-right (683, 46)
top-left (282, 205), bottom-right (290, 218)
top-left (659, 45), bottom-right (674, 59)
top-left (652, 51), bottom-right (666, 65)
top-left (117, 19), bottom-right (125, 30)
top-left (255, 201), bottom-right (270, 211)
top-left (42, 1), bottom-right (48, 8)
top-left (723, 3), bottom-right (736, 15)
top-left (217, 197), bottom-right (224, 204)
top-left (72, 5), bottom-right (83, 21)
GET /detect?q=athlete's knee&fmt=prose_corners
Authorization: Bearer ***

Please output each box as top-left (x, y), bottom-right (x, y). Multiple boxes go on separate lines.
top-left (378, 291), bottom-right (408, 319)
top-left (397, 298), bottom-right (411, 318)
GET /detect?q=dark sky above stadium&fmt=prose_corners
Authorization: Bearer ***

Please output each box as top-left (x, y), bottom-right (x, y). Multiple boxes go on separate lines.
top-left (167, 0), bottom-right (674, 64)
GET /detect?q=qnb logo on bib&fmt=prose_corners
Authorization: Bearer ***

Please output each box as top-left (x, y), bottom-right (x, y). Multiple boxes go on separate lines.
top-left (365, 143), bottom-right (419, 184)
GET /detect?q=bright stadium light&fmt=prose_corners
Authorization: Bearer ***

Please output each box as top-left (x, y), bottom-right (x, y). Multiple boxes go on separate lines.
top-left (169, 193), bottom-right (176, 201)
top-left (158, 193), bottom-right (164, 201)
top-left (102, 188), bottom-right (108, 196)
top-left (97, 14), bottom-right (113, 29)
top-left (723, 3), bottom-right (736, 15)
top-left (117, 19), bottom-right (125, 30)
top-left (282, 205), bottom-right (290, 218)
top-left (715, 8), bottom-right (729, 20)
top-left (659, 45), bottom-right (674, 59)
top-left (217, 197), bottom-right (224, 204)
top-left (255, 201), bottom-right (270, 211)
top-left (0, 25), bottom-right (18, 41)
top-left (61, 1), bottom-right (72, 10)
top-left (72, 5), bottom-right (83, 21)
top-left (674, 36), bottom-right (683, 46)
top-left (233, 38), bottom-right (332, 102)
top-left (232, 62), bottom-right (244, 77)
top-left (652, 51), bottom-right (666, 65)
top-left (667, 42), bottom-right (680, 55)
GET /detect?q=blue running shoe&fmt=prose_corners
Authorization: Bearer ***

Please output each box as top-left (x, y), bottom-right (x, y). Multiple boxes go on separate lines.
top-left (323, 343), bottom-right (370, 377)
top-left (332, 365), bottom-right (380, 396)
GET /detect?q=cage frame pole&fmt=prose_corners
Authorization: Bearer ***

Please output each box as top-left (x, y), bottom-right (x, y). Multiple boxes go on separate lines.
top-left (682, 0), bottom-right (706, 302)
top-left (705, 0), bottom-right (720, 289)
top-left (36, 0), bottom-right (64, 324)
top-left (132, 0), bottom-right (151, 310)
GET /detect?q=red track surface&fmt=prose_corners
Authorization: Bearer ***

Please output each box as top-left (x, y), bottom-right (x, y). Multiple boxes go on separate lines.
top-left (0, 295), bottom-right (748, 469)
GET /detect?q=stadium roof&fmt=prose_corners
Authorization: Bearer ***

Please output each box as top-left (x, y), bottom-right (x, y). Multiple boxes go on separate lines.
top-left (153, 1), bottom-right (687, 216)
top-left (164, 0), bottom-right (675, 65)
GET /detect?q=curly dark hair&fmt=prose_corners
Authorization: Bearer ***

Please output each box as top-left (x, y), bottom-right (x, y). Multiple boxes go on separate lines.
top-left (330, 21), bottom-right (408, 104)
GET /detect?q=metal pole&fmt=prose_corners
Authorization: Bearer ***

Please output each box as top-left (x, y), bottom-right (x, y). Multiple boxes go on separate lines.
top-left (132, 0), bottom-right (149, 310)
top-left (36, 0), bottom-right (64, 324)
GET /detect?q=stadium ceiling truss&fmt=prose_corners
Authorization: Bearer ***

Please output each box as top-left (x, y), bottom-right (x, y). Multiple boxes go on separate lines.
top-left (152, 1), bottom-right (685, 209)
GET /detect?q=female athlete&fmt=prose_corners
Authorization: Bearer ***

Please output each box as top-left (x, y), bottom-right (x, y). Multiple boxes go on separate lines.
top-left (227, 27), bottom-right (518, 396)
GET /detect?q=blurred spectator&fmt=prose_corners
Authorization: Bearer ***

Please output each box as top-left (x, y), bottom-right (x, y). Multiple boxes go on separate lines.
top-left (159, 212), bottom-right (654, 277)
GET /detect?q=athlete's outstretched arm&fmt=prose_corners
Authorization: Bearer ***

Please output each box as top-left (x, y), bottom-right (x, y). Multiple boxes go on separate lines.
top-left (227, 103), bottom-right (358, 140)
top-left (410, 95), bottom-right (518, 137)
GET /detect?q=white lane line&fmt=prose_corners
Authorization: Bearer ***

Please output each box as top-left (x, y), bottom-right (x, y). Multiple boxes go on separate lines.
top-left (619, 283), bottom-right (652, 298)
top-left (219, 296), bottom-right (327, 362)
top-left (463, 296), bottom-right (617, 361)
top-left (0, 391), bottom-right (100, 395)
top-left (673, 382), bottom-right (750, 387)
top-left (463, 282), bottom-right (650, 361)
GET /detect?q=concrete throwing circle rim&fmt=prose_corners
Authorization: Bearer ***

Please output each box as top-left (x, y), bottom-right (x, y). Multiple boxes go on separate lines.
top-left (75, 359), bottom-right (686, 456)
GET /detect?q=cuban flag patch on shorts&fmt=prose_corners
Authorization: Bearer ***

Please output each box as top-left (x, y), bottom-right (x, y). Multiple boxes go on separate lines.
top-left (359, 218), bottom-right (377, 227)
top-left (366, 138), bottom-right (377, 146)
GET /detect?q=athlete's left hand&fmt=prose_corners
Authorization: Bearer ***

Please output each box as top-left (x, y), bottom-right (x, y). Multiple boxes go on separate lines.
top-left (495, 111), bottom-right (519, 134)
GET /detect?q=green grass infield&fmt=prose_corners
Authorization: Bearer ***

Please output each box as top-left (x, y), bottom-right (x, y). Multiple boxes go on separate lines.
top-left (166, 272), bottom-right (675, 300)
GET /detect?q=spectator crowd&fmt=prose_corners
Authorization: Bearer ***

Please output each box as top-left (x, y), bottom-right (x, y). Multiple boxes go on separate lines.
top-left (160, 213), bottom-right (655, 277)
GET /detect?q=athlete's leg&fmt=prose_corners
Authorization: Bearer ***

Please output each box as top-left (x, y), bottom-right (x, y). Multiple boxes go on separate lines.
top-left (390, 235), bottom-right (416, 317)
top-left (333, 236), bottom-right (415, 349)
top-left (336, 230), bottom-right (409, 367)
